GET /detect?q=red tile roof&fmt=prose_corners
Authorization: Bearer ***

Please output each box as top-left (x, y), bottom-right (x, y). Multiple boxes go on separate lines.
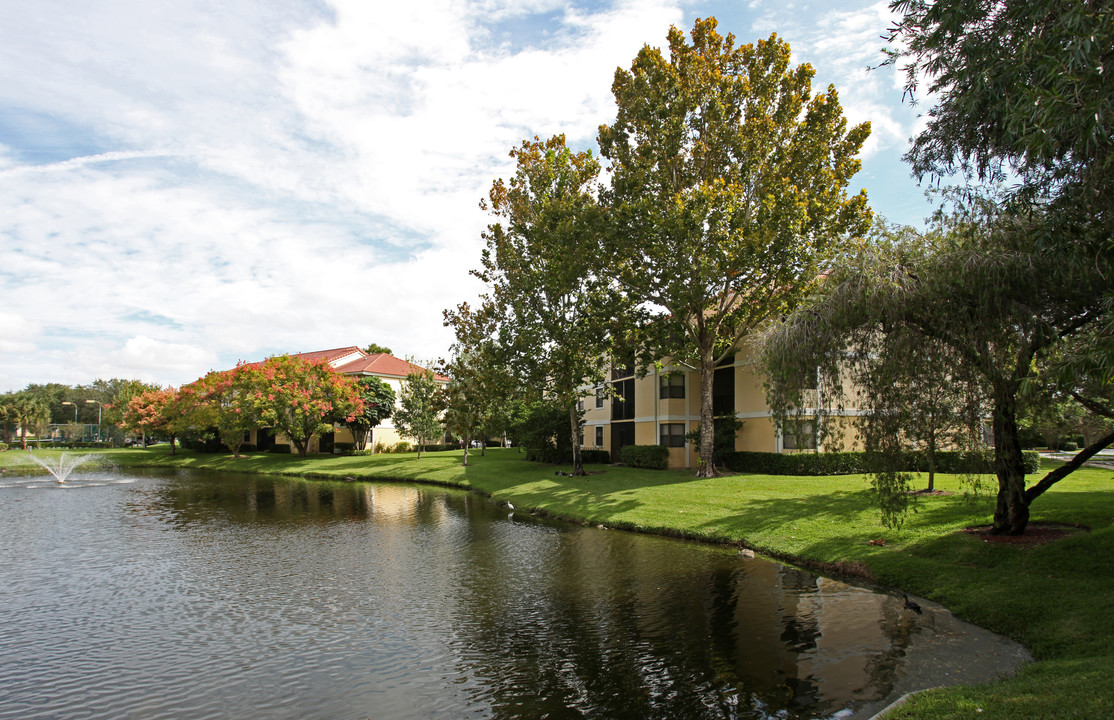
top-left (241, 346), bottom-right (449, 382)
top-left (336, 353), bottom-right (450, 383)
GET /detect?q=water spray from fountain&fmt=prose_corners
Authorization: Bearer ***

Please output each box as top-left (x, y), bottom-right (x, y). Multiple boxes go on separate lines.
top-left (25, 451), bottom-right (94, 484)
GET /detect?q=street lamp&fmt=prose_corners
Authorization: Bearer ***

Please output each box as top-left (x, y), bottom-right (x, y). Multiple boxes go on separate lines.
top-left (85, 400), bottom-right (104, 442)
top-left (61, 401), bottom-right (78, 422)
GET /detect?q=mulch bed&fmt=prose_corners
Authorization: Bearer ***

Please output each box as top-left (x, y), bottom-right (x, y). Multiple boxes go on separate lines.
top-left (962, 522), bottom-right (1089, 547)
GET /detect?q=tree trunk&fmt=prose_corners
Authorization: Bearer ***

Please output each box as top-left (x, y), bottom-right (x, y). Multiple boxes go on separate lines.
top-left (463, 436), bottom-right (470, 466)
top-left (991, 386), bottom-right (1029, 535)
top-left (569, 403), bottom-right (585, 476)
top-left (696, 344), bottom-right (716, 478)
top-left (926, 433), bottom-right (936, 493)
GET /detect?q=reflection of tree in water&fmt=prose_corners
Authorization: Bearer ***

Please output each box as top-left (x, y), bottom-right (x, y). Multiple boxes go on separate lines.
top-left (860, 596), bottom-right (919, 696)
top-left (127, 471), bottom-right (476, 528)
top-left (443, 523), bottom-right (840, 720)
top-left (117, 471), bottom-right (957, 719)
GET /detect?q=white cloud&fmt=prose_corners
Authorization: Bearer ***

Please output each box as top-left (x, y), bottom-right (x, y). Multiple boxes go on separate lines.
top-left (0, 0), bottom-right (930, 390)
top-left (103, 336), bottom-right (220, 384)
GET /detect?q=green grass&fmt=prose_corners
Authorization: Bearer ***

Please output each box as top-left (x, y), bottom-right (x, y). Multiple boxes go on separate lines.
top-left (4, 446), bottom-right (1112, 718)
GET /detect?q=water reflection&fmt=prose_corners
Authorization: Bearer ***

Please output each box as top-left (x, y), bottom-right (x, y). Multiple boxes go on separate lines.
top-left (0, 470), bottom-right (1027, 720)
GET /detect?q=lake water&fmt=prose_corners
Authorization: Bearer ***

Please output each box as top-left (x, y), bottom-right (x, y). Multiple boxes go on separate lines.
top-left (0, 468), bottom-right (1028, 719)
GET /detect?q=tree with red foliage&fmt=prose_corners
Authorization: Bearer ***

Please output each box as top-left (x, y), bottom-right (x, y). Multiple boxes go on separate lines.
top-left (252, 355), bottom-right (363, 457)
top-left (181, 364), bottom-right (269, 457)
top-left (122, 387), bottom-right (188, 453)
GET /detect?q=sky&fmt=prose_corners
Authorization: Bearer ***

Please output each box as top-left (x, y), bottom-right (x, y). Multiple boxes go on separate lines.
top-left (0, 0), bottom-right (936, 392)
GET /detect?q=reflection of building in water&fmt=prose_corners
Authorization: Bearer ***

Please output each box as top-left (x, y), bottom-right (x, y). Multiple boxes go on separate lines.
top-left (532, 529), bottom-right (914, 713)
top-left (727, 562), bottom-right (909, 709)
top-left (364, 485), bottom-right (419, 521)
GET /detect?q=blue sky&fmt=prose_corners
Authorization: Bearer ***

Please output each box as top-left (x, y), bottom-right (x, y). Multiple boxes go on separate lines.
top-left (0, 0), bottom-right (934, 391)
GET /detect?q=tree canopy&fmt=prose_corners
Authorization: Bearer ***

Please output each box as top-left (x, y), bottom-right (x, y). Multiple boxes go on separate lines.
top-left (762, 198), bottom-right (1113, 533)
top-left (598, 19), bottom-right (872, 476)
top-left (472, 134), bottom-right (618, 475)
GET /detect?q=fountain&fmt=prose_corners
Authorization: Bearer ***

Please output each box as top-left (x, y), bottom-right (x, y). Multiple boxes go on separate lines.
top-left (24, 451), bottom-right (94, 484)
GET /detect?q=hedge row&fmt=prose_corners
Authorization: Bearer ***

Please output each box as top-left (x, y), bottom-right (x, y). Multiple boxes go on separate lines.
top-left (620, 445), bottom-right (670, 470)
top-left (525, 447), bottom-right (611, 465)
top-left (722, 449), bottom-right (1041, 476)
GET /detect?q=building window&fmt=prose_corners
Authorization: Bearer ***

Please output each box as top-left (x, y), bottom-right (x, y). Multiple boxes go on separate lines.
top-left (783, 421), bottom-right (817, 450)
top-left (595, 426), bottom-right (604, 447)
top-left (578, 431), bottom-right (585, 446)
top-left (660, 423), bottom-right (686, 448)
top-left (612, 378), bottom-right (635, 421)
top-left (595, 388), bottom-right (605, 409)
top-left (659, 373), bottom-right (685, 399)
top-left (577, 399), bottom-right (585, 412)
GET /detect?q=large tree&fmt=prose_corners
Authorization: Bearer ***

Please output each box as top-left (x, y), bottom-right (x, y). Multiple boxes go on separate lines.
top-left (762, 200), bottom-right (1112, 534)
top-left (598, 19), bottom-right (872, 477)
top-left (122, 387), bottom-right (189, 454)
top-left (252, 355), bottom-right (364, 458)
top-left (179, 365), bottom-right (268, 458)
top-left (885, 0), bottom-right (1114, 378)
top-left (886, 0), bottom-right (1113, 210)
top-left (473, 134), bottom-right (619, 476)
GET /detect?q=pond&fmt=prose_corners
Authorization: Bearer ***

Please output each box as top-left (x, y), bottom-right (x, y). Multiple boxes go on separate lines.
top-left (0, 468), bottom-right (1028, 719)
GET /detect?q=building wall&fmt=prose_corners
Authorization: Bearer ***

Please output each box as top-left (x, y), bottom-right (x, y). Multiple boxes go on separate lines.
top-left (578, 345), bottom-right (864, 469)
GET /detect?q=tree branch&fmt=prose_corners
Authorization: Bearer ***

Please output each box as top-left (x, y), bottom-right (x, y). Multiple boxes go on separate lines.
top-left (1024, 429), bottom-right (1114, 505)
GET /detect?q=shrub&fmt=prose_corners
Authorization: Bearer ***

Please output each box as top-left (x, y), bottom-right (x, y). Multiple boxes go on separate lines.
top-left (393, 441), bottom-right (412, 453)
top-left (723, 451), bottom-right (865, 475)
top-left (580, 449), bottom-right (610, 464)
top-left (620, 444), bottom-right (670, 470)
top-left (333, 442), bottom-right (356, 456)
top-left (524, 447), bottom-right (611, 464)
top-left (721, 449), bottom-right (1041, 476)
top-left (420, 443), bottom-right (457, 452)
top-left (0, 442), bottom-right (7, 452)
top-left (373, 441), bottom-right (387, 454)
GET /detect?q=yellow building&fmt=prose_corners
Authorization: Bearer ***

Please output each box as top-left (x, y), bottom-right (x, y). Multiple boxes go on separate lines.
top-left (580, 344), bottom-right (859, 470)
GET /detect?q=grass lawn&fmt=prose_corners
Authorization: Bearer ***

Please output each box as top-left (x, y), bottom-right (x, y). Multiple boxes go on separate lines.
top-left (3, 445), bottom-right (1111, 719)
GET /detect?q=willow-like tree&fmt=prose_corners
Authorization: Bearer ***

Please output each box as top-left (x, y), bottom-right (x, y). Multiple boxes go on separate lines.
top-left (598, 19), bottom-right (871, 477)
top-left (474, 134), bottom-right (619, 476)
top-left (762, 199), bottom-right (1113, 535)
top-left (884, 0), bottom-right (1114, 379)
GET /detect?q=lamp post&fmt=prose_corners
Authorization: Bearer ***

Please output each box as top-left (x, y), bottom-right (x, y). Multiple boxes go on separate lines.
top-left (61, 401), bottom-right (78, 444)
top-left (85, 400), bottom-right (104, 442)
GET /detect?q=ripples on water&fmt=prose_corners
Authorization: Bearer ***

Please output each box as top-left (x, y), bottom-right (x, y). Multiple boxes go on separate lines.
top-left (0, 469), bottom-right (1027, 719)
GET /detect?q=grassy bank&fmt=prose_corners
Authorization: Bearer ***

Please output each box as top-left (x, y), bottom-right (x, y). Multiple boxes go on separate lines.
top-left (3, 446), bottom-right (1111, 718)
